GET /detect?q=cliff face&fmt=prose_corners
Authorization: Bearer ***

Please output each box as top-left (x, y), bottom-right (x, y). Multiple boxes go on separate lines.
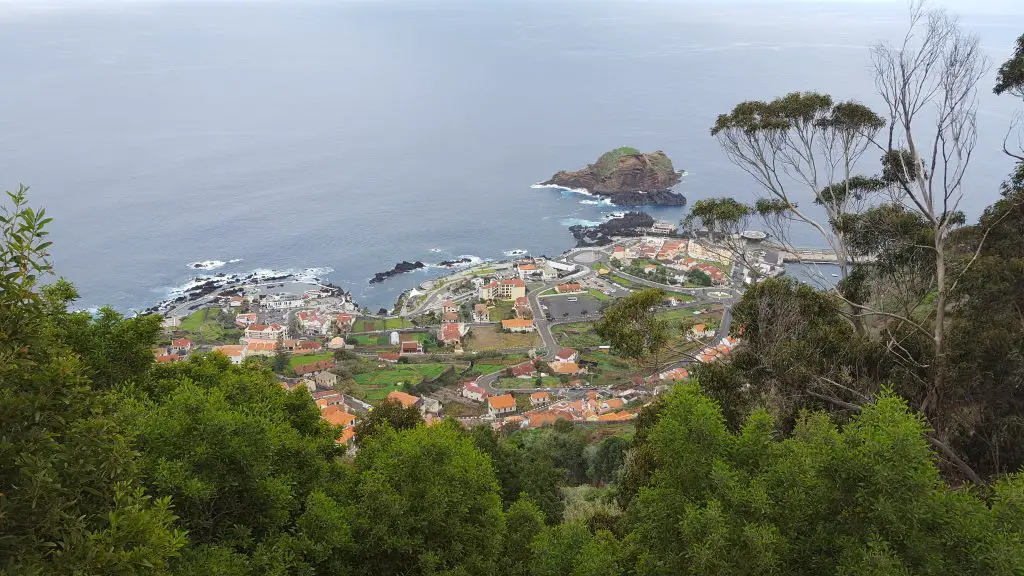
top-left (542, 148), bottom-right (684, 205)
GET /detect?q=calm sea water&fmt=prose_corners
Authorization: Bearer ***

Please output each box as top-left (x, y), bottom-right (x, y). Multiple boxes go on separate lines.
top-left (0, 0), bottom-right (1019, 311)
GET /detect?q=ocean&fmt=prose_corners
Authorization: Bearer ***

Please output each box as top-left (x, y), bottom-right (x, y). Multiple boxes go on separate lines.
top-left (0, 0), bottom-right (1019, 312)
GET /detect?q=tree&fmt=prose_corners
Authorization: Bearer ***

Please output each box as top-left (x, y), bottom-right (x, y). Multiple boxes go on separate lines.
top-left (55, 307), bottom-right (163, 390)
top-left (871, 2), bottom-right (989, 418)
top-left (588, 436), bottom-right (630, 485)
top-left (995, 32), bottom-right (1024, 160)
top-left (349, 423), bottom-right (505, 575)
top-left (710, 92), bottom-right (885, 288)
top-left (625, 384), bottom-right (1024, 575)
top-left (594, 289), bottom-right (670, 371)
top-left (687, 269), bottom-right (712, 287)
top-left (0, 187), bottom-right (186, 574)
top-left (941, 163), bottom-right (1024, 476)
top-left (503, 495), bottom-right (546, 576)
top-left (726, 277), bottom-right (889, 424)
top-left (470, 425), bottom-right (567, 523)
top-left (680, 197), bottom-right (756, 274)
top-left (530, 522), bottom-right (621, 576)
top-left (352, 398), bottom-right (422, 445)
top-left (271, 335), bottom-right (290, 373)
top-left (995, 33), bottom-right (1024, 97)
top-left (122, 354), bottom-right (347, 571)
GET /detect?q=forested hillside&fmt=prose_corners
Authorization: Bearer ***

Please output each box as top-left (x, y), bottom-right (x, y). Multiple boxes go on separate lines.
top-left (3, 6), bottom-right (1024, 576)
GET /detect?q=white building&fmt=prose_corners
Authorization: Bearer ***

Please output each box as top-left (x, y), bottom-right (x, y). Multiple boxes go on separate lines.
top-left (245, 323), bottom-right (286, 341)
top-left (462, 381), bottom-right (488, 402)
top-left (264, 296), bottom-right (305, 310)
top-left (487, 394), bottom-right (517, 416)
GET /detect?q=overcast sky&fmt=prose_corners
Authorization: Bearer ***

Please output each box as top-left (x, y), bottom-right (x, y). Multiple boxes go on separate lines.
top-left (0, 0), bottom-right (1021, 18)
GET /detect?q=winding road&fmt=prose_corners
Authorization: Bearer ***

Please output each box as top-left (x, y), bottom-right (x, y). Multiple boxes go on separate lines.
top-left (439, 246), bottom-right (748, 395)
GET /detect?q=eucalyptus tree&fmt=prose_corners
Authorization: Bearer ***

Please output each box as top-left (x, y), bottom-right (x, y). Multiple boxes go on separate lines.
top-left (870, 2), bottom-right (989, 417)
top-left (709, 92), bottom-right (885, 286)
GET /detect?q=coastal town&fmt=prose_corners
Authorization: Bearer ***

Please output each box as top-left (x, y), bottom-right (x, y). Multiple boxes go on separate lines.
top-left (154, 226), bottom-right (788, 449)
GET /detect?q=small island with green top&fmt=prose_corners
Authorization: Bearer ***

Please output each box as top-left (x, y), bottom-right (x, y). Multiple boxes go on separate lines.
top-left (541, 147), bottom-right (686, 206)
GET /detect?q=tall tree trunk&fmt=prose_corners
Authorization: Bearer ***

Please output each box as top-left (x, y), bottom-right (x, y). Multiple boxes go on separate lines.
top-left (924, 234), bottom-right (946, 416)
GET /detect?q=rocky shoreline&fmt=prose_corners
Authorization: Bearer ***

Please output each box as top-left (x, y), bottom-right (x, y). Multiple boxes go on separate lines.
top-left (604, 190), bottom-right (686, 206)
top-left (569, 211), bottom-right (655, 246)
top-left (438, 257), bottom-right (473, 267)
top-left (143, 268), bottom-right (344, 315)
top-left (370, 260), bottom-right (425, 284)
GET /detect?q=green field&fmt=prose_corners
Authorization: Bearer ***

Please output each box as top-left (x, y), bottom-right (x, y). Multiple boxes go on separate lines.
top-left (288, 352), bottom-right (333, 369)
top-left (179, 308), bottom-right (217, 332)
top-left (178, 307), bottom-right (242, 344)
top-left (351, 363), bottom-right (451, 401)
top-left (552, 322), bottom-right (605, 349)
top-left (353, 317), bottom-right (385, 332)
top-left (588, 289), bottom-right (610, 301)
top-left (579, 350), bottom-right (636, 385)
top-left (656, 306), bottom-right (708, 323)
top-left (348, 333), bottom-right (390, 347)
top-left (384, 317), bottom-right (413, 330)
top-left (472, 268), bottom-right (497, 276)
top-left (470, 355), bottom-right (533, 376)
top-left (608, 274), bottom-right (645, 290)
top-left (488, 301), bottom-right (515, 321)
top-left (353, 363), bottom-right (448, 387)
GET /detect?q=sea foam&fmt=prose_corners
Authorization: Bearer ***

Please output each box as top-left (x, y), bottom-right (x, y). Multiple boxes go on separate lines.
top-left (559, 218), bottom-right (603, 227)
top-left (530, 183), bottom-right (592, 196)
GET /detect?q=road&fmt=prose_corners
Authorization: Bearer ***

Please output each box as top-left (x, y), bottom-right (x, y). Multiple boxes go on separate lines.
top-left (402, 286), bottom-right (475, 317)
top-left (418, 246), bottom-right (748, 395)
top-left (475, 261), bottom-right (594, 395)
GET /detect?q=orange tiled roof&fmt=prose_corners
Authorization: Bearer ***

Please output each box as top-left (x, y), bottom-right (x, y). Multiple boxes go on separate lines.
top-left (555, 348), bottom-right (577, 361)
top-left (550, 361), bottom-right (580, 374)
top-left (502, 319), bottom-right (534, 329)
top-left (601, 398), bottom-right (626, 412)
top-left (387, 390), bottom-right (420, 409)
top-left (337, 427), bottom-right (355, 445)
top-left (530, 391), bottom-right (551, 401)
top-left (212, 345), bottom-right (243, 357)
top-left (321, 405), bottom-right (357, 427)
top-left (440, 323), bottom-right (463, 341)
top-left (488, 394), bottom-right (516, 410)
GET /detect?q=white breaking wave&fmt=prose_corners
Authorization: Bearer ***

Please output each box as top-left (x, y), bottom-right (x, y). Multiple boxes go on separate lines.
top-left (293, 267), bottom-right (334, 283)
top-left (504, 249), bottom-right (529, 257)
top-left (187, 260), bottom-right (227, 270)
top-left (187, 258), bottom-right (244, 270)
top-left (166, 266), bottom-right (332, 298)
top-left (530, 183), bottom-right (592, 196)
top-left (560, 218), bottom-right (603, 227)
top-left (429, 248), bottom-right (443, 253)
top-left (579, 198), bottom-right (614, 206)
top-left (428, 255), bottom-right (489, 269)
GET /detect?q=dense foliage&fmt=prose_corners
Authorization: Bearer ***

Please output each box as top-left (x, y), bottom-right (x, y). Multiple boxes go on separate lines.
top-left (4, 13), bottom-right (1024, 576)
top-left (5, 178), bottom-right (1024, 574)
